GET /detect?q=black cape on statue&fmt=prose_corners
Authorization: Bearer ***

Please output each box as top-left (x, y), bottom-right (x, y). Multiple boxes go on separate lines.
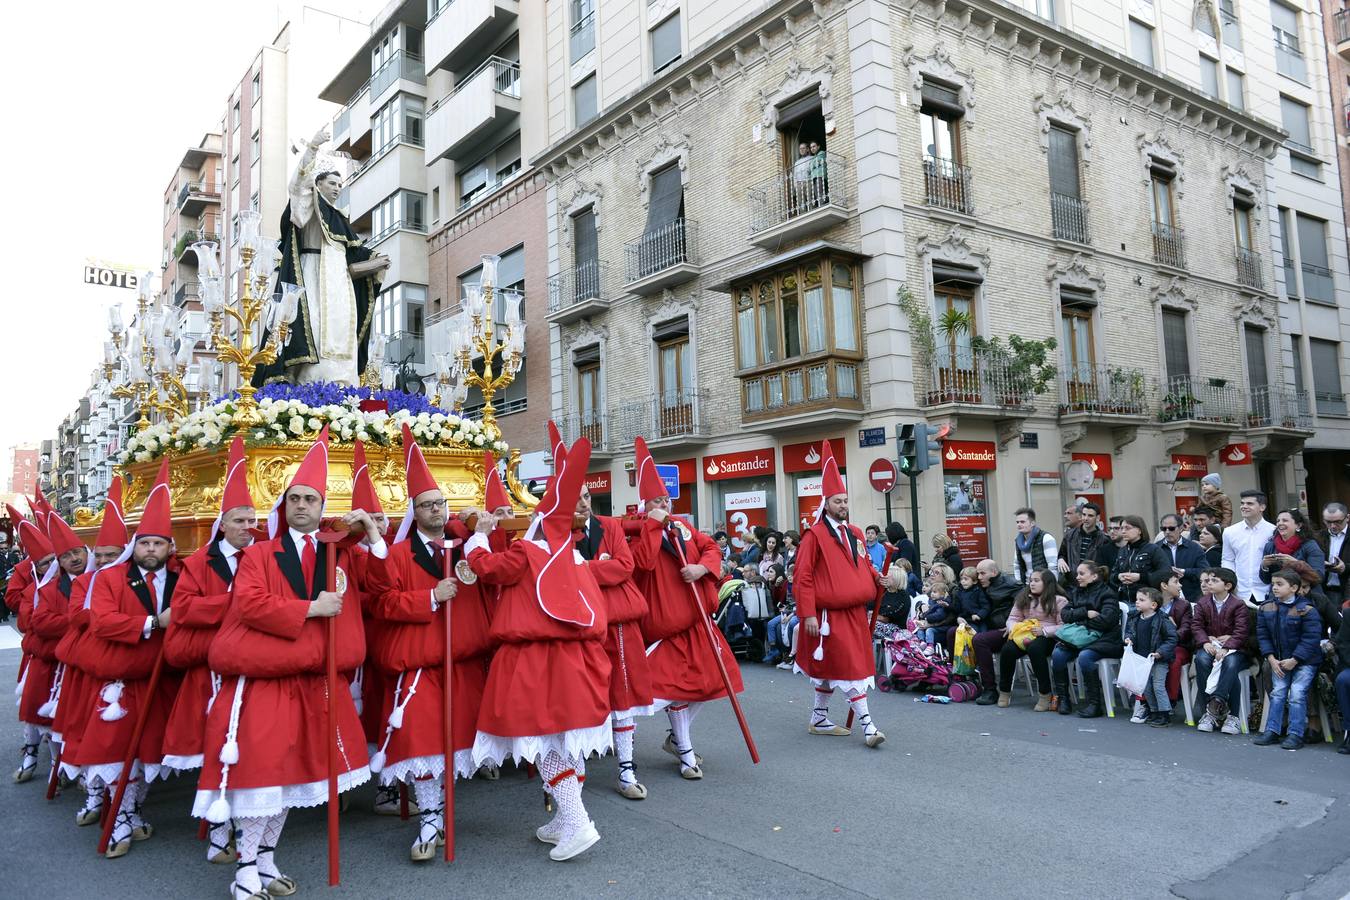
top-left (251, 195), bottom-right (380, 387)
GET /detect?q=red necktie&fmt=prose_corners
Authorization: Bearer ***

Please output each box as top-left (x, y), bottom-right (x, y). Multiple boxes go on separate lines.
top-left (838, 524), bottom-right (850, 548)
top-left (146, 573), bottom-right (158, 612)
top-left (301, 534), bottom-right (317, 594)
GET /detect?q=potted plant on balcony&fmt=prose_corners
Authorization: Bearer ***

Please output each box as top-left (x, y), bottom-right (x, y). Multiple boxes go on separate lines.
top-left (1159, 391), bottom-right (1197, 422)
top-left (933, 308), bottom-right (981, 403)
top-left (973, 334), bottom-right (1057, 408)
top-left (1106, 365), bottom-right (1147, 415)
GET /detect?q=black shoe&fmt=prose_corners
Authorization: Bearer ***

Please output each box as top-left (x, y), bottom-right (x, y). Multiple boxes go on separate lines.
top-left (1339, 732), bottom-right (1350, 755)
top-left (1076, 702), bottom-right (1102, 719)
top-left (1252, 731), bottom-right (1281, 746)
top-left (975, 688), bottom-right (998, 706)
top-left (1148, 713), bottom-right (1170, 728)
top-left (1281, 734), bottom-right (1305, 751)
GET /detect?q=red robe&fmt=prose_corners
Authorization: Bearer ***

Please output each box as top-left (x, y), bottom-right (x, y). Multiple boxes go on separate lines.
top-left (631, 518), bottom-right (743, 703)
top-left (194, 533), bottom-right (368, 811)
top-left (347, 544), bottom-right (389, 744)
top-left (10, 562), bottom-right (37, 709)
top-left (51, 573), bottom-right (96, 753)
top-left (62, 563), bottom-right (182, 781)
top-left (578, 515), bottom-right (654, 717)
top-left (160, 541), bottom-right (236, 769)
top-left (19, 573), bottom-right (72, 726)
top-left (793, 517), bottom-right (883, 684)
top-left (364, 533), bottom-right (492, 779)
top-left (467, 539), bottom-right (611, 742)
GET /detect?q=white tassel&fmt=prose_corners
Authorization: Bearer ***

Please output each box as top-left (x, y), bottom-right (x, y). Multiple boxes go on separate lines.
top-left (219, 740), bottom-right (239, 765)
top-left (350, 672), bottom-right (363, 716)
top-left (100, 681), bottom-right (123, 704)
top-left (388, 705), bottom-right (404, 729)
top-left (101, 701), bottom-right (127, 722)
top-left (820, 610), bottom-right (831, 636)
top-left (368, 750), bottom-right (386, 773)
top-left (37, 699), bottom-right (56, 718)
top-left (812, 644), bottom-right (824, 661)
top-left (205, 794), bottom-right (232, 824)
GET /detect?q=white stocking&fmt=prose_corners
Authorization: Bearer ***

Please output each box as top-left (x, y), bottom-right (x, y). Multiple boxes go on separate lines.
top-left (846, 687), bottom-right (877, 736)
top-left (110, 778), bottom-right (139, 845)
top-left (256, 811), bottom-right (287, 881)
top-left (538, 751), bottom-right (588, 841)
top-left (812, 680), bottom-right (836, 728)
top-left (666, 704), bottom-right (697, 768)
top-left (411, 776), bottom-right (444, 844)
top-left (612, 716), bottom-right (637, 785)
top-left (234, 816), bottom-right (266, 893)
top-left (207, 821), bottom-right (235, 862)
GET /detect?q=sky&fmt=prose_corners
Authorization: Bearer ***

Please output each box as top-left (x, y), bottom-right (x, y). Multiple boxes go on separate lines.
top-left (0, 0), bottom-right (374, 450)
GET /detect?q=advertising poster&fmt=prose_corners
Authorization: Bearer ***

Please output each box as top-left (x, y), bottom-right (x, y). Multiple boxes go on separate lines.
top-left (943, 473), bottom-right (989, 563)
top-left (725, 490), bottom-right (768, 550)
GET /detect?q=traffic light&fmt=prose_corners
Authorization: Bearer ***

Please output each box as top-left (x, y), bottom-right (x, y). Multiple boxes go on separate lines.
top-left (897, 424), bottom-right (917, 474)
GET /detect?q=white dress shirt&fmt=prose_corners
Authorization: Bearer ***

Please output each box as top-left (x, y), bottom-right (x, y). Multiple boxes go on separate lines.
top-left (218, 539), bottom-right (243, 576)
top-left (1221, 517), bottom-right (1276, 601)
top-left (139, 565), bottom-right (169, 639)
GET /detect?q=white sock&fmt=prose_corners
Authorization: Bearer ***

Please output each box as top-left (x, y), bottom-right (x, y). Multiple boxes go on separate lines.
top-left (538, 752), bottom-right (588, 841)
top-left (234, 817), bottom-right (266, 893)
top-left (81, 782), bottom-right (102, 815)
top-left (812, 681), bottom-right (836, 728)
top-left (22, 722), bottom-right (40, 746)
top-left (110, 779), bottom-right (138, 844)
top-left (411, 777), bottom-right (444, 844)
top-left (613, 716), bottom-right (637, 785)
top-left (208, 821), bottom-right (235, 862)
top-left (256, 811), bottom-right (287, 881)
top-left (846, 688), bottom-right (877, 736)
top-left (666, 704), bottom-right (697, 768)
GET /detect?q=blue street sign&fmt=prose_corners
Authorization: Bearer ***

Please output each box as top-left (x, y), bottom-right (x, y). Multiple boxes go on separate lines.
top-left (655, 464), bottom-right (681, 499)
top-left (858, 427), bottom-right (886, 448)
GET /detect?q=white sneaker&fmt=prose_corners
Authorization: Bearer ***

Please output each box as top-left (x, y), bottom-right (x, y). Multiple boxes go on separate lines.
top-left (776, 661), bottom-right (793, 671)
top-left (1221, 716), bottom-right (1242, 735)
top-left (1129, 702), bottom-right (1148, 725)
top-left (535, 818), bottom-right (563, 845)
top-left (1197, 712), bottom-right (1217, 733)
top-left (549, 821), bottom-right (600, 861)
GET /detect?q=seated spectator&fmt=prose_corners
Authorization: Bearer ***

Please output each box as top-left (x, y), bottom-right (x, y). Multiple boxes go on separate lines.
top-left (928, 562), bottom-right (956, 591)
top-left (1051, 562), bottom-right (1124, 717)
top-left (1286, 560), bottom-right (1343, 638)
top-left (1260, 509), bottom-right (1327, 586)
top-left (996, 568), bottom-right (1067, 710)
top-left (1253, 569), bottom-right (1324, 751)
top-left (930, 533), bottom-right (963, 576)
top-left (915, 581), bottom-right (952, 647)
top-left (894, 558), bottom-right (922, 596)
top-left (1192, 567), bottom-right (1250, 736)
top-left (944, 559), bottom-right (1022, 705)
top-left (952, 566), bottom-right (990, 632)
top-left (1333, 609), bottom-right (1350, 755)
top-left (1196, 524), bottom-right (1224, 567)
top-left (1125, 587), bottom-right (1179, 727)
top-left (1157, 572), bottom-right (1193, 704)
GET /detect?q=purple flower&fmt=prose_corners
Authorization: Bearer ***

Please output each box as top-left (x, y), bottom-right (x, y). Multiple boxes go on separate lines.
top-left (226, 382), bottom-right (448, 416)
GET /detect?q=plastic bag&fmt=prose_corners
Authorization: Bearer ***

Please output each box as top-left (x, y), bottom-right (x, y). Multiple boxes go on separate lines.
top-left (952, 622), bottom-right (977, 677)
top-left (1115, 650), bottom-right (1153, 696)
top-left (1007, 618), bottom-right (1040, 650)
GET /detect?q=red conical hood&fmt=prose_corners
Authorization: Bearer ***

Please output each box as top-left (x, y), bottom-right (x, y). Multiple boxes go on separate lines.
top-left (95, 477), bottom-right (129, 548)
top-left (136, 459), bottom-right (174, 540)
top-left (634, 436), bottom-right (667, 506)
top-left (534, 436), bottom-right (598, 627)
top-left (30, 485), bottom-right (54, 538)
top-left (350, 440), bottom-right (384, 515)
top-left (290, 425), bottom-right (331, 497)
top-left (546, 419), bottom-right (564, 465)
top-left (46, 511), bottom-right (84, 557)
top-left (6, 504), bottom-right (53, 561)
top-left (483, 452), bottom-right (511, 513)
top-left (220, 437), bottom-right (254, 515)
top-left (401, 423), bottom-right (438, 502)
top-left (820, 440), bottom-right (846, 500)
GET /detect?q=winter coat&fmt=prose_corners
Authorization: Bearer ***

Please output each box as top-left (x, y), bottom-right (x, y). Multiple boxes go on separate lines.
top-left (1110, 539), bottom-right (1169, 600)
top-left (1061, 580), bottom-right (1124, 656)
top-left (951, 584), bottom-right (991, 625)
top-left (1152, 538), bottom-right (1209, 601)
top-left (1258, 537), bottom-right (1327, 584)
top-left (1191, 593), bottom-right (1250, 652)
top-left (1256, 596), bottom-right (1324, 667)
top-left (982, 573), bottom-right (1022, 630)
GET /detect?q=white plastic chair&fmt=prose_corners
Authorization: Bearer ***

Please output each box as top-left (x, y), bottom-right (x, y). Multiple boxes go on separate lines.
top-left (1179, 660), bottom-right (1197, 726)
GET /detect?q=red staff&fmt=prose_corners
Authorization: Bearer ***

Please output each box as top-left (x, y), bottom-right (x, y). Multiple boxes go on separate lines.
top-left (97, 648), bottom-right (166, 855)
top-left (440, 539), bottom-right (456, 862)
top-left (666, 519), bottom-right (759, 764)
top-left (316, 527), bottom-right (349, 886)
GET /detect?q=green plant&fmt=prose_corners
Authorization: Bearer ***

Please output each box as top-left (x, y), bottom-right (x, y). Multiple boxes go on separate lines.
top-left (974, 334), bottom-right (1058, 402)
top-left (896, 284), bottom-right (935, 359)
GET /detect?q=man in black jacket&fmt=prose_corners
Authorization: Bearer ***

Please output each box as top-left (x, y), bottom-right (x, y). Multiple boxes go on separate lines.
top-left (943, 559), bottom-right (1021, 704)
top-left (1060, 502), bottom-right (1113, 589)
top-left (1315, 501), bottom-right (1348, 604)
top-left (1153, 513), bottom-right (1208, 601)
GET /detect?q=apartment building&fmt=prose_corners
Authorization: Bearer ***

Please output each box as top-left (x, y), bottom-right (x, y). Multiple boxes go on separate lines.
top-left (7, 446), bottom-right (39, 497)
top-left (537, 0), bottom-right (1304, 561)
top-left (1317, 0), bottom-right (1350, 505)
top-left (318, 0), bottom-right (550, 457)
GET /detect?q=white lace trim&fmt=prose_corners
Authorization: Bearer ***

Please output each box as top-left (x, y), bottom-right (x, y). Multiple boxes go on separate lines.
top-left (377, 750), bottom-right (476, 786)
top-left (611, 702), bottom-right (659, 720)
top-left (190, 766), bottom-right (371, 820)
top-left (84, 761), bottom-right (175, 790)
top-left (793, 664), bottom-right (874, 694)
top-left (471, 720), bottom-right (612, 767)
top-left (160, 754), bottom-right (204, 773)
top-left (59, 761), bottom-right (83, 780)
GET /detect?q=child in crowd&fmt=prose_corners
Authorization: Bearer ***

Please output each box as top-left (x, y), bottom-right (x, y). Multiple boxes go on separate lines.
top-left (896, 558), bottom-right (923, 595)
top-left (1253, 569), bottom-right (1324, 751)
top-left (1125, 587), bottom-right (1179, 727)
top-left (951, 566), bottom-right (990, 634)
top-left (916, 581), bottom-right (952, 647)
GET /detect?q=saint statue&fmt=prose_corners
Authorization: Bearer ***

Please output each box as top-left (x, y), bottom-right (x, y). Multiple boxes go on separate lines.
top-left (253, 125), bottom-right (389, 387)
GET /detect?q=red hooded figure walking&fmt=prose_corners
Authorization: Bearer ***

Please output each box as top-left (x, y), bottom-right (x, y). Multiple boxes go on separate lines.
top-left (7, 503), bottom-right (56, 784)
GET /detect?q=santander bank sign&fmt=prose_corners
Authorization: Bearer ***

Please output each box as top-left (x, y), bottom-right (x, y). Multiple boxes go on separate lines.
top-left (941, 440), bottom-right (997, 471)
top-left (702, 448), bottom-right (776, 481)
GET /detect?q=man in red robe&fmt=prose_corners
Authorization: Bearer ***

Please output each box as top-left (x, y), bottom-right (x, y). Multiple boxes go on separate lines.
top-left (51, 478), bottom-right (130, 827)
top-left (6, 504), bottom-right (56, 782)
top-left (467, 432), bottom-right (610, 862)
top-left (162, 437), bottom-right (255, 865)
top-left (629, 436), bottom-right (743, 780)
top-left (64, 460), bottom-right (183, 858)
top-left (574, 482), bottom-right (654, 799)
top-left (794, 441), bottom-right (901, 748)
top-left (194, 427), bottom-right (371, 900)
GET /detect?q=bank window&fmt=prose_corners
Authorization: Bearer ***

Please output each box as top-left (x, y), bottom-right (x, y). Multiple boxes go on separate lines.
top-left (732, 256), bottom-right (861, 372)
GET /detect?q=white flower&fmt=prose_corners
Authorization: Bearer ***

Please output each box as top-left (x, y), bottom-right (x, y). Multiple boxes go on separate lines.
top-left (143, 438), bottom-right (158, 451)
top-left (134, 451), bottom-right (150, 462)
top-left (416, 412), bottom-right (430, 423)
top-left (289, 416), bottom-right (304, 435)
top-left (307, 417), bottom-right (322, 430)
top-left (473, 434), bottom-right (485, 446)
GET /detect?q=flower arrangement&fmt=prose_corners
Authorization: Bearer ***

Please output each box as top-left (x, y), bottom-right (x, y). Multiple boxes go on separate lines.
top-left (120, 383), bottom-right (508, 465)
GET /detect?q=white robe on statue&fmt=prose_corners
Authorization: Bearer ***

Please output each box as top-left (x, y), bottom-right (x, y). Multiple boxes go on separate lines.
top-left (288, 157), bottom-right (359, 385)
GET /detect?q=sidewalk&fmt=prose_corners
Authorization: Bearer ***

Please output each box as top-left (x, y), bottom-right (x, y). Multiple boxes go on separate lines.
top-left (0, 623), bottom-right (22, 652)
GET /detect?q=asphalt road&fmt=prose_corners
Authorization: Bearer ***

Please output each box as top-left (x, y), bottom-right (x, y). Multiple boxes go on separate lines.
top-left (2, 633), bottom-right (1347, 899)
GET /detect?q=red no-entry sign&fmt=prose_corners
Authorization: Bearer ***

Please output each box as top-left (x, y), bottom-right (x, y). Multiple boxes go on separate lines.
top-left (868, 458), bottom-right (897, 494)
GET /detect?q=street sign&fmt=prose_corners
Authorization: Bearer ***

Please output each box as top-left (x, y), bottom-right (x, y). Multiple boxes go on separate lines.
top-left (868, 458), bottom-right (897, 493)
top-left (655, 464), bottom-right (681, 499)
top-left (858, 427), bottom-right (886, 448)
top-left (83, 264), bottom-right (141, 290)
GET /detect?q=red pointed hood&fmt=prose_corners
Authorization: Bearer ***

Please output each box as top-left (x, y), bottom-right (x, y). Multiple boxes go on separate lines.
top-left (634, 436), bottom-right (667, 506)
top-left (483, 452), bottom-right (511, 513)
top-left (813, 440), bottom-right (847, 524)
top-left (95, 477), bottom-right (129, 548)
top-left (268, 426), bottom-right (329, 538)
top-left (136, 459), bottom-right (174, 540)
top-left (532, 436), bottom-right (598, 627)
top-left (46, 511), bottom-right (84, 557)
top-left (350, 440), bottom-right (384, 515)
top-left (30, 486), bottom-right (54, 538)
top-left (6, 504), bottom-right (52, 561)
top-left (546, 419), bottom-right (564, 463)
top-left (401, 423), bottom-right (438, 502)
top-left (220, 437), bottom-right (255, 515)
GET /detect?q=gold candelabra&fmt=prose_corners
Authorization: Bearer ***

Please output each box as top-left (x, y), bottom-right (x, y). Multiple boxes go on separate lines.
top-left (104, 291), bottom-right (156, 432)
top-left (435, 255), bottom-right (524, 441)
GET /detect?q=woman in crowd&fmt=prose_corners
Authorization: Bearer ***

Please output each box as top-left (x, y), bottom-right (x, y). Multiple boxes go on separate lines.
top-left (757, 531), bottom-right (787, 582)
top-left (1260, 509), bottom-right (1327, 585)
top-left (1110, 515), bottom-right (1167, 605)
top-left (931, 533), bottom-right (963, 576)
top-left (1197, 524), bottom-right (1224, 567)
top-left (1051, 562), bottom-right (1124, 718)
top-left (739, 528), bottom-right (764, 568)
top-left (885, 523), bottom-right (921, 576)
top-left (996, 568), bottom-right (1067, 710)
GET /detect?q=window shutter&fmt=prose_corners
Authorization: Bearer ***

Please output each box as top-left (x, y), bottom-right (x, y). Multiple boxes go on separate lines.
top-left (573, 344), bottom-right (600, 366)
top-left (1244, 326), bottom-right (1268, 395)
top-left (460, 160), bottom-right (489, 195)
top-left (776, 89), bottom-right (820, 126)
top-left (1162, 310), bottom-right (1190, 381)
top-left (1047, 126), bottom-right (1081, 198)
top-left (920, 79), bottom-right (964, 117)
top-left (573, 208), bottom-right (598, 270)
top-left (643, 164), bottom-right (684, 235)
top-left (1059, 286), bottom-right (1096, 309)
top-left (652, 316), bottom-right (689, 342)
top-left (497, 244), bottom-right (525, 290)
top-left (931, 262), bottom-right (983, 285)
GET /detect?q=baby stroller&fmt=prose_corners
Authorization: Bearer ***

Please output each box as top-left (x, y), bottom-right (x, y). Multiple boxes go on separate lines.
top-left (715, 579), bottom-right (766, 662)
top-left (878, 628), bottom-right (952, 693)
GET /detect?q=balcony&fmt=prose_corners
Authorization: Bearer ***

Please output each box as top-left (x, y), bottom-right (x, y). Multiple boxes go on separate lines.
top-left (1151, 221), bottom-right (1186, 269)
top-left (1236, 248), bottom-right (1264, 291)
top-left (385, 330), bottom-right (424, 366)
top-left (557, 410), bottom-right (617, 458)
top-left (1302, 262), bottom-right (1334, 304)
top-left (624, 219), bottom-right (700, 294)
top-left (739, 357), bottom-right (863, 431)
top-left (1247, 384), bottom-right (1315, 459)
top-left (425, 56), bottom-right (521, 163)
top-left (348, 139), bottom-right (426, 222)
top-left (547, 261), bottom-right (615, 325)
top-left (175, 229), bottom-right (219, 264)
top-left (371, 51), bottom-right (426, 105)
top-left (334, 84), bottom-right (372, 156)
top-left (174, 281), bottom-right (199, 306)
top-left (178, 181), bottom-right (221, 216)
top-left (571, 12), bottom-right (596, 63)
top-left (922, 156), bottom-right (973, 215)
top-left (1057, 363), bottom-right (1151, 452)
top-left (426, 0), bottom-right (521, 74)
top-left (1050, 193), bottom-right (1090, 244)
top-left (747, 152), bottom-right (854, 249)
top-left (923, 347), bottom-right (1037, 417)
top-left (619, 390), bottom-right (709, 450)
top-left (1274, 34), bottom-right (1307, 82)
top-left (1159, 374), bottom-right (1243, 452)
top-left (1337, 10), bottom-right (1350, 59)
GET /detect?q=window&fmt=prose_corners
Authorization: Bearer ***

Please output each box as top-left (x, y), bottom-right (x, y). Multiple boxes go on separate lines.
top-left (1219, 0), bottom-right (1242, 49)
top-left (651, 12), bottom-right (681, 73)
top-left (250, 134), bottom-right (260, 161)
top-left (570, 0), bottom-right (596, 63)
top-left (1059, 290), bottom-right (1096, 386)
top-left (1296, 213), bottom-right (1333, 303)
top-left (1196, 5), bottom-right (1216, 38)
top-left (1048, 125), bottom-right (1086, 242)
top-left (1290, 334), bottom-right (1305, 398)
top-left (251, 72), bottom-right (261, 103)
top-left (574, 75), bottom-right (597, 127)
top-left (1161, 309), bottom-right (1190, 382)
top-left (1270, 1), bottom-right (1306, 81)
top-left (1225, 68), bottom-right (1245, 109)
top-left (733, 256), bottom-right (862, 371)
top-left (1129, 19), bottom-right (1155, 68)
top-left (456, 133), bottom-right (521, 210)
top-left (370, 190), bottom-right (427, 242)
top-left (1150, 163), bottom-right (1176, 227)
top-left (1035, 0), bottom-right (1057, 23)
top-left (658, 332), bottom-right (691, 401)
top-left (1310, 339), bottom-right (1346, 415)
top-left (372, 95), bottom-right (424, 154)
top-left (920, 80), bottom-right (968, 212)
top-left (1278, 207), bottom-right (1299, 297)
top-left (1280, 96), bottom-right (1320, 178)
top-left (231, 101), bottom-right (241, 131)
top-left (1244, 326), bottom-right (1269, 401)
top-left (431, 187), bottom-right (440, 226)
top-left (1199, 56), bottom-right (1219, 98)
top-left (933, 282), bottom-right (976, 371)
top-left (636, 163), bottom-right (685, 276)
top-left (1233, 194), bottom-right (1255, 250)
top-left (574, 349), bottom-right (602, 441)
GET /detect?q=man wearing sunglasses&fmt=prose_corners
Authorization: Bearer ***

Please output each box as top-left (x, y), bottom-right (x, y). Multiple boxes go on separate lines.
top-left (1155, 513), bottom-right (1206, 601)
